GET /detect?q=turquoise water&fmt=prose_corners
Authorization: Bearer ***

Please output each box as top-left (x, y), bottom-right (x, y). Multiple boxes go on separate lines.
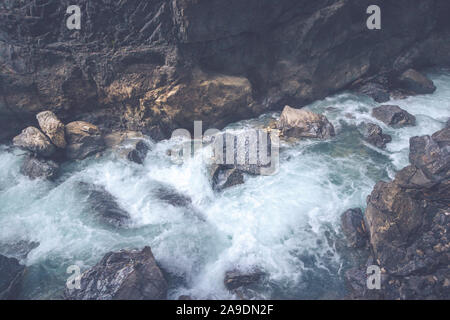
top-left (0, 70), bottom-right (449, 299)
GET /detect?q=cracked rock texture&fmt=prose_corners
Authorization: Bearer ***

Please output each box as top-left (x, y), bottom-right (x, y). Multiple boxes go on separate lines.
top-left (1, 0), bottom-right (450, 141)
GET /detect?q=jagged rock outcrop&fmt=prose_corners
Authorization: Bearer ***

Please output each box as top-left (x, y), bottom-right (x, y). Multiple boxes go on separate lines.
top-left (0, 254), bottom-right (26, 300)
top-left (362, 123), bottom-right (392, 149)
top-left (13, 126), bottom-right (56, 157)
top-left (277, 106), bottom-right (335, 139)
top-left (65, 121), bottom-right (105, 160)
top-left (372, 105), bottom-right (416, 127)
top-left (36, 111), bottom-right (66, 149)
top-left (64, 247), bottom-right (168, 300)
top-left (1, 1), bottom-right (449, 142)
top-left (20, 155), bottom-right (59, 180)
top-left (346, 126), bottom-right (450, 300)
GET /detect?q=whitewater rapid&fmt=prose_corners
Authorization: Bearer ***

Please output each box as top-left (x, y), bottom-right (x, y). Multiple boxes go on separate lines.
top-left (0, 69), bottom-right (449, 299)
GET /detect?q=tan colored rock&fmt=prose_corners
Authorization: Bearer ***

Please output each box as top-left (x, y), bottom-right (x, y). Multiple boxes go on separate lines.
top-left (65, 121), bottom-right (105, 160)
top-left (277, 106), bottom-right (335, 139)
top-left (36, 111), bottom-right (66, 148)
top-left (13, 127), bottom-right (56, 158)
top-left (104, 131), bottom-right (144, 148)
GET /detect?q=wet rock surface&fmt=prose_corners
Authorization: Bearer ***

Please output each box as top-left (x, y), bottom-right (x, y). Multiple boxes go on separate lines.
top-left (210, 165), bottom-right (245, 191)
top-left (153, 185), bottom-right (193, 208)
top-left (357, 82), bottom-right (390, 103)
top-left (65, 121), bottom-right (105, 160)
top-left (64, 247), bottom-right (168, 300)
top-left (277, 106), bottom-right (335, 140)
top-left (20, 155), bottom-right (59, 180)
top-left (372, 105), bottom-right (416, 127)
top-left (224, 269), bottom-right (265, 291)
top-left (123, 140), bottom-right (150, 165)
top-left (346, 127), bottom-right (450, 300)
top-left (341, 208), bottom-right (368, 249)
top-left (13, 127), bottom-right (56, 158)
top-left (397, 69), bottom-right (437, 95)
top-left (77, 182), bottom-right (131, 228)
top-left (362, 123), bottom-right (392, 149)
top-left (0, 254), bottom-right (26, 300)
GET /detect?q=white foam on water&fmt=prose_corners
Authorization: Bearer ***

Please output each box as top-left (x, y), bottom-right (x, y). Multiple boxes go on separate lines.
top-left (0, 70), bottom-right (448, 299)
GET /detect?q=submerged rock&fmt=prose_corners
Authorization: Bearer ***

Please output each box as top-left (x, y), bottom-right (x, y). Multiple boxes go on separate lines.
top-left (357, 83), bottom-right (390, 103)
top-left (20, 155), bottom-right (59, 180)
top-left (154, 185), bottom-right (192, 208)
top-left (65, 121), bottom-right (105, 160)
top-left (224, 269), bottom-right (265, 291)
top-left (397, 69), bottom-right (437, 95)
top-left (77, 182), bottom-right (131, 228)
top-left (372, 105), bottom-right (416, 127)
top-left (64, 247), bottom-right (168, 300)
top-left (341, 208), bottom-right (368, 249)
top-left (36, 111), bottom-right (67, 149)
top-left (362, 123), bottom-right (392, 149)
top-left (277, 106), bottom-right (335, 139)
top-left (0, 241), bottom-right (39, 261)
top-left (13, 127), bottom-right (56, 158)
top-left (0, 255), bottom-right (26, 300)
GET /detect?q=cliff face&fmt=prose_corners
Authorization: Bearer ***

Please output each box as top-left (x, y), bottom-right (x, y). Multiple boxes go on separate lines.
top-left (1, 0), bottom-right (450, 141)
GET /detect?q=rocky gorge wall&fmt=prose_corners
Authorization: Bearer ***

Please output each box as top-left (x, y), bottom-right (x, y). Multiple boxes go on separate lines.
top-left (1, 0), bottom-right (450, 142)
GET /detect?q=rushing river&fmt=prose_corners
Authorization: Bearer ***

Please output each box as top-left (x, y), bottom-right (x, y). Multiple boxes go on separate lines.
top-left (0, 70), bottom-right (449, 300)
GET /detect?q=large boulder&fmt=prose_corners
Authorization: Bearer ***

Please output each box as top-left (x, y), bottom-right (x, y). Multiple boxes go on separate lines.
top-left (13, 127), bottom-right (56, 158)
top-left (0, 255), bottom-right (26, 300)
top-left (77, 182), bottom-right (131, 228)
top-left (341, 208), bottom-right (368, 248)
top-left (372, 105), bottom-right (416, 127)
top-left (64, 247), bottom-right (168, 300)
top-left (36, 111), bottom-right (67, 149)
top-left (277, 106), bottom-right (335, 139)
top-left (362, 123), bottom-right (392, 149)
top-left (65, 121), bottom-right (105, 160)
top-left (20, 155), bottom-right (59, 180)
top-left (397, 69), bottom-right (437, 95)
